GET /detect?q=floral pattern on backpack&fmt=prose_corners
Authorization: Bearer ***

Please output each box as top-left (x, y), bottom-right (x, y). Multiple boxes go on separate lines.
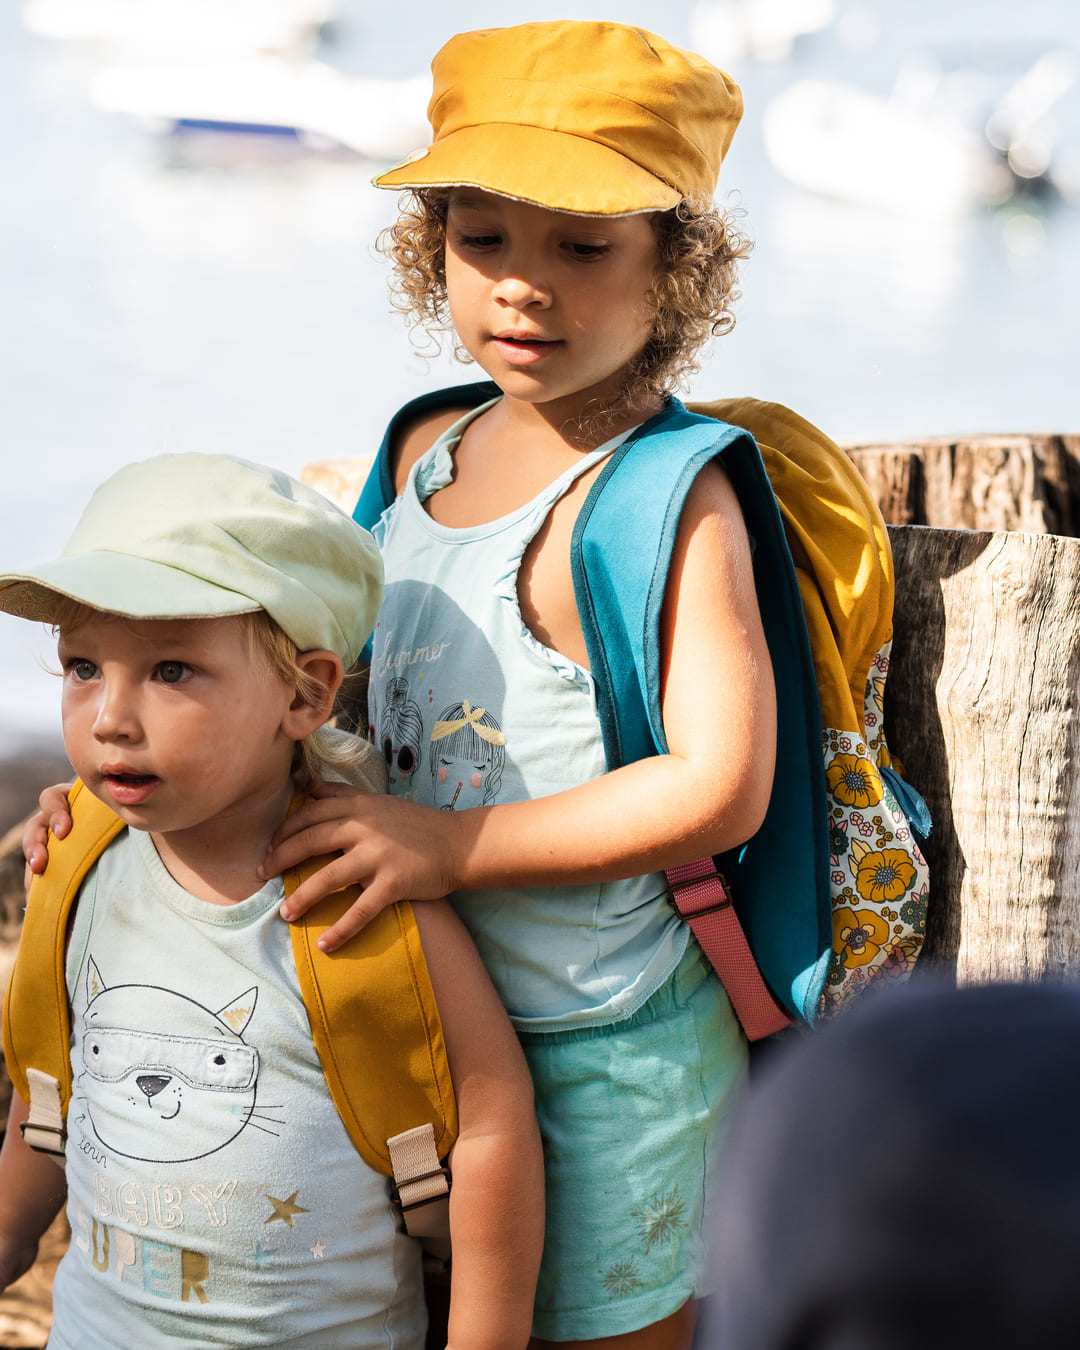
top-left (820, 636), bottom-right (929, 1015)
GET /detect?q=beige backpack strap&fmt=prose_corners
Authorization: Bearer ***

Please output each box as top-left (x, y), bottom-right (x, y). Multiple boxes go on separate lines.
top-left (3, 782), bottom-right (126, 1160)
top-left (387, 1122), bottom-right (452, 1246)
top-left (20, 1067), bottom-right (67, 1169)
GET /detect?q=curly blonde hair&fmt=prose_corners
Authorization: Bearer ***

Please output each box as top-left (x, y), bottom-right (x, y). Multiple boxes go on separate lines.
top-left (380, 189), bottom-right (752, 438)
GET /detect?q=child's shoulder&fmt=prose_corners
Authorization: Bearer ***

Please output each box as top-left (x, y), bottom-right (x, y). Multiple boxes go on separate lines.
top-left (384, 380), bottom-right (502, 495)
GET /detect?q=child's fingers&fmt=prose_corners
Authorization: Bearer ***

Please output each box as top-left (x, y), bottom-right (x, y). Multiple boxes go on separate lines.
top-left (262, 816), bottom-right (369, 886)
top-left (266, 785), bottom-right (364, 856)
top-left (40, 781), bottom-right (75, 834)
top-left (314, 883), bottom-right (400, 953)
top-left (21, 813), bottom-right (52, 875)
top-left (21, 783), bottom-right (75, 882)
top-left (276, 849), bottom-right (375, 922)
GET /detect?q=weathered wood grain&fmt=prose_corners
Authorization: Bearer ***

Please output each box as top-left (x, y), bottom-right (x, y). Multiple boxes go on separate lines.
top-left (888, 524), bottom-right (1080, 982)
top-left (848, 434), bottom-right (1080, 535)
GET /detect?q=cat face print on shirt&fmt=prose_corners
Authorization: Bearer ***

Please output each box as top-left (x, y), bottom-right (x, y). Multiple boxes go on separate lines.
top-left (73, 958), bottom-right (275, 1164)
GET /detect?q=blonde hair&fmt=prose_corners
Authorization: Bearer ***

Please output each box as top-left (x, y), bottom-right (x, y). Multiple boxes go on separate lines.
top-left (379, 189), bottom-right (752, 441)
top-left (49, 600), bottom-right (364, 793)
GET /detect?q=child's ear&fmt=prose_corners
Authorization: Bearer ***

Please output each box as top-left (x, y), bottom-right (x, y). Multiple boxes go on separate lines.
top-left (281, 650), bottom-right (345, 741)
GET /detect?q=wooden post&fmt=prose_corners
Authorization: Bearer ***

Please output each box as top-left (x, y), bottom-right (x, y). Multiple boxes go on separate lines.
top-left (886, 525), bottom-right (1080, 984)
top-left (847, 434), bottom-right (1080, 536)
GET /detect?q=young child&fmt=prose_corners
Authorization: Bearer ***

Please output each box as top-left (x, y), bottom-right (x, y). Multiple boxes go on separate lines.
top-left (26, 20), bottom-right (778, 1347)
top-left (0, 453), bottom-right (543, 1348)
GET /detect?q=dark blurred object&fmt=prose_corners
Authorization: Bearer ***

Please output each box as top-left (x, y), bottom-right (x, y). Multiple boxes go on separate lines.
top-left (0, 741), bottom-right (71, 841)
top-left (699, 980), bottom-right (1080, 1349)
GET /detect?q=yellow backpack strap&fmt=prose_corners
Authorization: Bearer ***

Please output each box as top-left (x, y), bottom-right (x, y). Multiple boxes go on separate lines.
top-left (285, 834), bottom-right (458, 1237)
top-left (689, 396), bottom-right (893, 737)
top-left (689, 396), bottom-right (930, 1012)
top-left (2, 781), bottom-right (125, 1162)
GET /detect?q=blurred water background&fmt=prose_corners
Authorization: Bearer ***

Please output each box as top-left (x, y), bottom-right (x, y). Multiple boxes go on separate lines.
top-left (1, 0), bottom-right (1077, 777)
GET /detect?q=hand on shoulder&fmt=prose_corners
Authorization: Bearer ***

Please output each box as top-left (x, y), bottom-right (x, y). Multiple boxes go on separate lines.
top-left (21, 780), bottom-right (75, 891)
top-left (264, 781), bottom-right (464, 950)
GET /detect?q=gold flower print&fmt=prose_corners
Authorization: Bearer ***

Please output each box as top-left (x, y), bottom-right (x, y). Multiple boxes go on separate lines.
top-left (825, 752), bottom-right (883, 810)
top-left (630, 1187), bottom-right (687, 1251)
top-left (854, 848), bottom-right (917, 904)
top-left (833, 906), bottom-right (891, 968)
top-left (602, 1261), bottom-right (645, 1298)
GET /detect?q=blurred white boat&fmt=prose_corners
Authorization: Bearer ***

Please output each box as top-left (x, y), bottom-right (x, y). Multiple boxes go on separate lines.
top-left (90, 58), bottom-right (430, 160)
top-left (763, 79), bottom-right (1006, 214)
top-left (690, 0), bottom-right (836, 65)
top-left (22, 0), bottom-right (332, 59)
top-left (763, 45), bottom-right (1078, 214)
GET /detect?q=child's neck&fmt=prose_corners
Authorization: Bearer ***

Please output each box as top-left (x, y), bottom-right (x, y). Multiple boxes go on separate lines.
top-left (148, 776), bottom-right (296, 906)
top-left (497, 388), bottom-right (664, 455)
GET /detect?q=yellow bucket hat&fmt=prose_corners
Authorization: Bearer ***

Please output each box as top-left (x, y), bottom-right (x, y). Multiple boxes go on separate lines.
top-left (373, 20), bottom-right (742, 216)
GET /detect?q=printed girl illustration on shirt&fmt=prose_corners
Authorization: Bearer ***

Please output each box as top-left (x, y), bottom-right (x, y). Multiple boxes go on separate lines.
top-left (380, 677), bottom-right (424, 786)
top-left (429, 701), bottom-right (506, 810)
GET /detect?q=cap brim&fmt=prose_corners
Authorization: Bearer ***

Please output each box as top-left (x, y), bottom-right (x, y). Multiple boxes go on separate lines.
top-left (373, 122), bottom-right (682, 216)
top-left (0, 552), bottom-right (261, 625)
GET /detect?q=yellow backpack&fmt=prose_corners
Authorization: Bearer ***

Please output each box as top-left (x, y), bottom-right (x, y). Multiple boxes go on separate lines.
top-left (2, 780), bottom-right (458, 1242)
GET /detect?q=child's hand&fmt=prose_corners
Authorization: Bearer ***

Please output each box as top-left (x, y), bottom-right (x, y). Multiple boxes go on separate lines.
top-left (21, 781), bottom-right (75, 891)
top-left (263, 782), bottom-right (460, 951)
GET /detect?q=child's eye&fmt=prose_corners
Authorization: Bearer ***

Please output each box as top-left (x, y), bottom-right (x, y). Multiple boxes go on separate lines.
top-left (66, 659), bottom-right (98, 682)
top-left (564, 241), bottom-right (611, 260)
top-left (156, 661), bottom-right (189, 684)
top-left (455, 231), bottom-right (501, 251)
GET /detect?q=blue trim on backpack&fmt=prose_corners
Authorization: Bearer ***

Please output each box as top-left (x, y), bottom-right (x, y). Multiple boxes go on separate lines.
top-left (355, 385), bottom-right (833, 1023)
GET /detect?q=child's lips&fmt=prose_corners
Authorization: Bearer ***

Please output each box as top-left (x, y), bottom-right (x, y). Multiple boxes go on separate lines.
top-left (492, 332), bottom-right (561, 366)
top-left (100, 769), bottom-right (160, 806)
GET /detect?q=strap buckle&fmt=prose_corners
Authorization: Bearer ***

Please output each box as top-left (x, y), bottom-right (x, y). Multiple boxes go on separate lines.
top-left (668, 869), bottom-right (733, 921)
top-left (390, 1165), bottom-right (452, 1213)
top-left (20, 1120), bottom-right (67, 1157)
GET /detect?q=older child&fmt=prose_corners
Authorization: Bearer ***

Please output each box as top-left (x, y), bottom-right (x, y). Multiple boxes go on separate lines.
top-left (269, 24), bottom-right (772, 1347)
top-left (1, 453), bottom-right (543, 1348)
top-left (27, 21), bottom-right (777, 1347)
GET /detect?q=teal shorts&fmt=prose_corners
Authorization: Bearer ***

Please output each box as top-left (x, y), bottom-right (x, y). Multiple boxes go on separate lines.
top-left (517, 940), bottom-right (748, 1341)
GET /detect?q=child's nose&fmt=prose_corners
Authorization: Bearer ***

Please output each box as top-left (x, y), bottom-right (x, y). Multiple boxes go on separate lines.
top-left (93, 684), bottom-right (141, 741)
top-left (492, 267), bottom-right (551, 308)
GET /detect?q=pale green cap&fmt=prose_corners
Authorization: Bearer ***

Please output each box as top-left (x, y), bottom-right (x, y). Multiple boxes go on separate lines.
top-left (0, 453), bottom-right (383, 666)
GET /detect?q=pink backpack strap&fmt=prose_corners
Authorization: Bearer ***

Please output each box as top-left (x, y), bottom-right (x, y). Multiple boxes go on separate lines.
top-left (667, 858), bottom-right (793, 1041)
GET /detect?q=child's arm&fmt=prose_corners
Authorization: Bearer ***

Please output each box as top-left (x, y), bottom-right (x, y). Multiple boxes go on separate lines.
top-left (412, 899), bottom-right (544, 1350)
top-left (267, 462), bottom-right (776, 949)
top-left (0, 1091), bottom-right (68, 1291)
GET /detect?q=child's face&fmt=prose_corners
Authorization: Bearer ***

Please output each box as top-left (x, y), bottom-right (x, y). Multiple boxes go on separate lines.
top-left (59, 614), bottom-right (298, 840)
top-left (444, 190), bottom-right (659, 422)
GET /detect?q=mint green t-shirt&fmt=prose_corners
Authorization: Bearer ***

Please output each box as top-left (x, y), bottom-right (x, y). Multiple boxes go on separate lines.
top-left (50, 828), bottom-right (424, 1348)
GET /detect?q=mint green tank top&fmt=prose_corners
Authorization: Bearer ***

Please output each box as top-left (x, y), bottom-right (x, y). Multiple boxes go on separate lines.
top-left (370, 403), bottom-right (688, 1030)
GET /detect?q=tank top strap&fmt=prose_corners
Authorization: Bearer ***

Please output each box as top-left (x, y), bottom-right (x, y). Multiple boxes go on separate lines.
top-left (410, 399), bottom-right (638, 533)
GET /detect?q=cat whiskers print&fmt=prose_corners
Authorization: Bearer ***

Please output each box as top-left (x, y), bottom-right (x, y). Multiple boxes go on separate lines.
top-left (73, 957), bottom-right (283, 1163)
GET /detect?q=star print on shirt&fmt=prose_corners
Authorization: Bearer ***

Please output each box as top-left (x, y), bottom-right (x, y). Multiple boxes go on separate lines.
top-left (310, 1241), bottom-right (326, 1260)
top-left (248, 1241), bottom-right (277, 1268)
top-left (264, 1191), bottom-right (311, 1227)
